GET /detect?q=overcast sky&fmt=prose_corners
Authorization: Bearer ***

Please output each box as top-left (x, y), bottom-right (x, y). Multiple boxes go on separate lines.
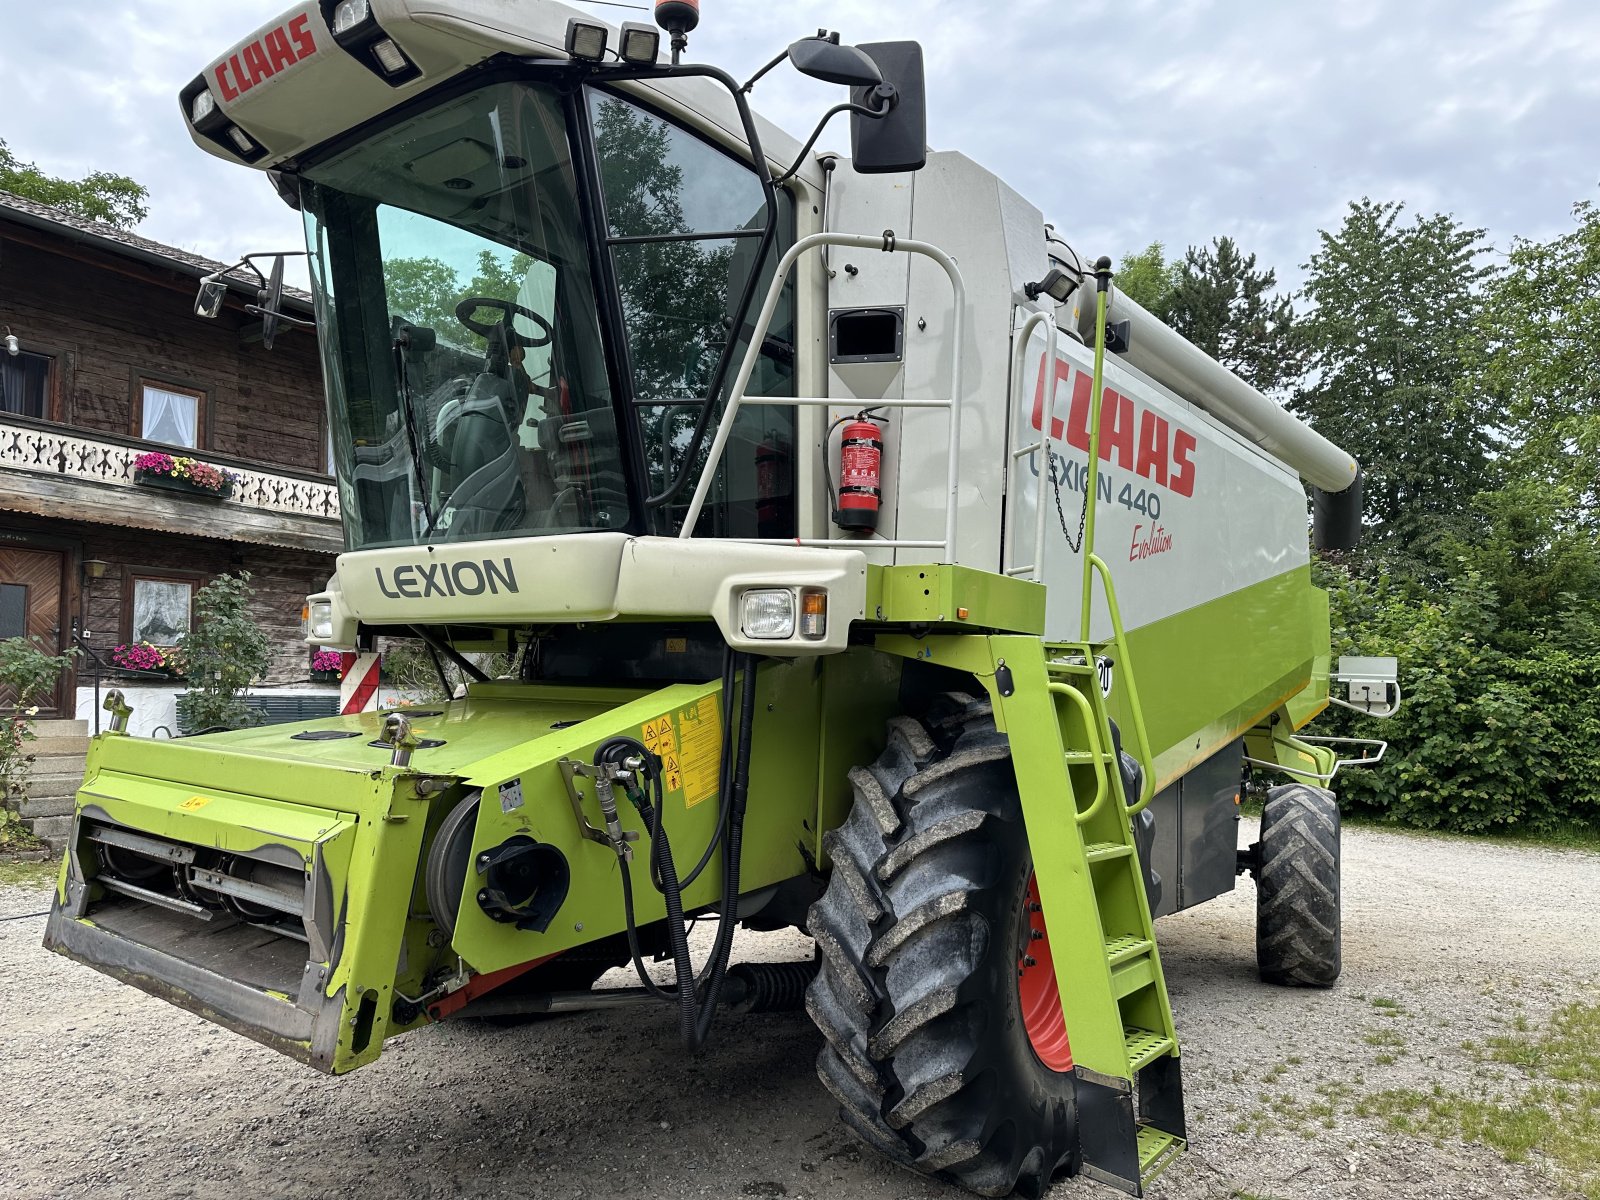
top-left (3, 0), bottom-right (1597, 298)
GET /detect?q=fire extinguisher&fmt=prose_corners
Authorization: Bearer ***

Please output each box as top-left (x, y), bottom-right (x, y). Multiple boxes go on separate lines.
top-left (834, 414), bottom-right (883, 531)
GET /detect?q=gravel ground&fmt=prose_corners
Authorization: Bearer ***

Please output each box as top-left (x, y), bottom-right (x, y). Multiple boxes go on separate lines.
top-left (2, 820), bottom-right (1596, 1200)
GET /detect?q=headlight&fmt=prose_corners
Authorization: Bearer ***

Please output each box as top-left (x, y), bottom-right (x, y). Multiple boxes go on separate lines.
top-left (310, 601), bottom-right (335, 642)
top-left (190, 90), bottom-right (216, 124)
top-left (740, 589), bottom-right (795, 640)
top-left (331, 0), bottom-right (371, 34)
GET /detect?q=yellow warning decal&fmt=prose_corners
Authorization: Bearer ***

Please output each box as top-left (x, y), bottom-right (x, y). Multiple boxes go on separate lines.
top-left (179, 796), bottom-right (212, 812)
top-left (674, 699), bottom-right (721, 809)
top-left (640, 701), bottom-right (722, 809)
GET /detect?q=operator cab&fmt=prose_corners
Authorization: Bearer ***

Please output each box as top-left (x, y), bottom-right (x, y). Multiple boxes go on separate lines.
top-left (300, 76), bottom-right (798, 550)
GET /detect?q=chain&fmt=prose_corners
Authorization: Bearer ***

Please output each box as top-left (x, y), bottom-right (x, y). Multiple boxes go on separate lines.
top-left (1049, 447), bottom-right (1089, 554)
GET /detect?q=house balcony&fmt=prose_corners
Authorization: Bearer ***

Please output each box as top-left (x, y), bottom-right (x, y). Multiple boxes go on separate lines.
top-left (0, 414), bottom-right (343, 554)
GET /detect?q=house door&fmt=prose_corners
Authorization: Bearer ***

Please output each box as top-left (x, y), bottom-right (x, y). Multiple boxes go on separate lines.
top-left (0, 546), bottom-right (69, 715)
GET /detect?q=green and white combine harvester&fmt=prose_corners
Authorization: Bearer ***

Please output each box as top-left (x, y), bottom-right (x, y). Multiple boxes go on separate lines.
top-left (44, 2), bottom-right (1399, 1194)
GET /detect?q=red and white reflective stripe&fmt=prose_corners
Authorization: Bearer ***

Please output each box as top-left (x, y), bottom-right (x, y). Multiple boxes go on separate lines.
top-left (340, 651), bottom-right (382, 716)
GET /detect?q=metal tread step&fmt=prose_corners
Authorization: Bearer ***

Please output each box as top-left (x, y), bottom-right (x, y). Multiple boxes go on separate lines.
top-left (1084, 842), bottom-right (1133, 863)
top-left (1104, 934), bottom-right (1152, 966)
top-left (1137, 1127), bottom-right (1185, 1186)
top-left (1062, 751), bottom-right (1119, 765)
top-left (1123, 1027), bottom-right (1175, 1073)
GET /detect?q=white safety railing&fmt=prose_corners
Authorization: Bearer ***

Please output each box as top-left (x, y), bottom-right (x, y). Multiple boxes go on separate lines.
top-left (1003, 309), bottom-right (1061, 579)
top-left (678, 231), bottom-right (967, 551)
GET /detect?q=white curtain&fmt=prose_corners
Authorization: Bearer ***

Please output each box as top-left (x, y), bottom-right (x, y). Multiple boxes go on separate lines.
top-left (142, 385), bottom-right (199, 447)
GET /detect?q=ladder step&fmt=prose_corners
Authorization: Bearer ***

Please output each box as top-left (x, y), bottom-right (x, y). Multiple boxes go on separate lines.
top-left (1123, 1027), bottom-right (1175, 1073)
top-left (1110, 954), bottom-right (1156, 1000)
top-left (1104, 934), bottom-right (1152, 967)
top-left (1084, 842), bottom-right (1133, 863)
top-left (1046, 661), bottom-right (1097, 677)
top-left (1137, 1127), bottom-right (1185, 1186)
top-left (1061, 751), bottom-right (1118, 765)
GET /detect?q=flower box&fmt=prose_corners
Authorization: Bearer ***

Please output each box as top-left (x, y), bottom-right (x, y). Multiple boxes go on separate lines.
top-left (134, 469), bottom-right (233, 500)
top-left (131, 452), bottom-right (236, 500)
top-left (311, 669), bottom-right (341, 684)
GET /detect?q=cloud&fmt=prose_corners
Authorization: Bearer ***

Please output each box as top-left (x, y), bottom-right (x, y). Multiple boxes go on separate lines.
top-left (2, 0), bottom-right (1595, 299)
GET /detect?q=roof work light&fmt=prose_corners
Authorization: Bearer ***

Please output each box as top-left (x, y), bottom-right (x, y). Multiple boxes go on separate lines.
top-left (565, 18), bottom-right (609, 62)
top-left (618, 22), bottom-right (662, 65)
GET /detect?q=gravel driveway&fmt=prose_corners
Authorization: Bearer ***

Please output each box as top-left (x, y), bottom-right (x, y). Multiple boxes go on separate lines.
top-left (2, 820), bottom-right (1595, 1200)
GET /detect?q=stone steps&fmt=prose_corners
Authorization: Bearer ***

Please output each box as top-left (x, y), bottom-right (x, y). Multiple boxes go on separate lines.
top-left (29, 814), bottom-right (72, 846)
top-left (27, 735), bottom-right (91, 758)
top-left (32, 719), bottom-right (89, 738)
top-left (4, 718), bottom-right (90, 850)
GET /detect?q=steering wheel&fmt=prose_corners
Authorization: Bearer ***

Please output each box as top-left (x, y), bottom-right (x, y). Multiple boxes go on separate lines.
top-left (454, 297), bottom-right (553, 349)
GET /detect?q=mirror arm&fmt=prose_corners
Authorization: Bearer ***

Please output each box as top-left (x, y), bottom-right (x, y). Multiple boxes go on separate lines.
top-left (242, 305), bottom-right (317, 330)
top-left (772, 91), bottom-right (895, 187)
top-left (741, 49), bottom-right (791, 93)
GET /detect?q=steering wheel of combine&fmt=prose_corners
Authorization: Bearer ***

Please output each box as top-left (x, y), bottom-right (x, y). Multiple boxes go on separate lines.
top-left (455, 297), bottom-right (553, 349)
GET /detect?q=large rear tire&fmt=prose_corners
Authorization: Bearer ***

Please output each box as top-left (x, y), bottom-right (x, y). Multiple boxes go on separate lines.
top-left (1255, 782), bottom-right (1341, 987)
top-left (805, 695), bottom-right (1078, 1198)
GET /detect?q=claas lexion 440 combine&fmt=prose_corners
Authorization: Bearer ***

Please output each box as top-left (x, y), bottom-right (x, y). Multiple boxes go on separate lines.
top-left (44, 2), bottom-right (1399, 1194)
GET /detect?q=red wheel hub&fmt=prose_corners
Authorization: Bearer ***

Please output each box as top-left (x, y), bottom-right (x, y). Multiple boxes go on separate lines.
top-left (1017, 873), bottom-right (1073, 1072)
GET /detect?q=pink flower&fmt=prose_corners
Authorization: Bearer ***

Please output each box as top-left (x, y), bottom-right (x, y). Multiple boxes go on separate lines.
top-left (134, 452), bottom-right (177, 475)
top-left (311, 650), bottom-right (343, 673)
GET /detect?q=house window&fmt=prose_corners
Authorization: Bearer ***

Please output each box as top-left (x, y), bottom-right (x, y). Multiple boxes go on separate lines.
top-left (0, 350), bottom-right (54, 419)
top-left (137, 380), bottom-right (206, 449)
top-left (0, 583), bottom-right (26, 640)
top-left (127, 576), bottom-right (195, 646)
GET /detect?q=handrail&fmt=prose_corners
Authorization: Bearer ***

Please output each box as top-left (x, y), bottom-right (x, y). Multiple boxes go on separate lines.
top-left (1244, 735), bottom-right (1389, 785)
top-left (678, 231), bottom-right (967, 551)
top-left (1004, 309), bottom-right (1060, 580)
top-left (1085, 553), bottom-right (1157, 814)
top-left (1049, 681), bottom-right (1109, 826)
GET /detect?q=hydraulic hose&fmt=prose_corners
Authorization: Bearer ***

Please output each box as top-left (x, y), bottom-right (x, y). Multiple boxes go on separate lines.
top-left (596, 652), bottom-right (760, 1053)
top-left (597, 737), bottom-right (696, 1044)
top-left (692, 653), bottom-right (758, 1047)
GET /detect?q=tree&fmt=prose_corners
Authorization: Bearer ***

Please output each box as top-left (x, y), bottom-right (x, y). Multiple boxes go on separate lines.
top-left (1293, 199), bottom-right (1494, 566)
top-left (0, 138), bottom-right (149, 228)
top-left (383, 255), bottom-right (463, 336)
top-left (1474, 199), bottom-right (1600, 522)
top-left (1114, 241), bottom-right (1179, 320)
top-left (1165, 236), bottom-right (1300, 394)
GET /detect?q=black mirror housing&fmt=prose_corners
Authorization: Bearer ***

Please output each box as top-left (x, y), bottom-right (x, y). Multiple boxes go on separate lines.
top-left (850, 41), bottom-right (927, 174)
top-left (194, 278), bottom-right (228, 320)
top-left (789, 36), bottom-right (884, 87)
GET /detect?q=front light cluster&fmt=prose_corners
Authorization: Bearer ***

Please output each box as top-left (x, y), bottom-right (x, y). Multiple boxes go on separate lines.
top-left (310, 601), bottom-right (335, 643)
top-left (739, 589), bottom-right (828, 642)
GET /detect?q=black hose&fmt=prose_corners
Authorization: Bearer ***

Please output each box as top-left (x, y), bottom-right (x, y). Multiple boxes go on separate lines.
top-left (692, 653), bottom-right (758, 1047)
top-left (596, 652), bottom-right (759, 1053)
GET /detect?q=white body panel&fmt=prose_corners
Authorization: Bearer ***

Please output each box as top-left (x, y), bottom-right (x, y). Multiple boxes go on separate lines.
top-left (1005, 327), bottom-right (1309, 640)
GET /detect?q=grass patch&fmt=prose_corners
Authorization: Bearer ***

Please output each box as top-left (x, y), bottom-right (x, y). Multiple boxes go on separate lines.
top-left (1362, 1001), bottom-right (1600, 1199)
top-left (1371, 996), bottom-right (1404, 1011)
top-left (0, 857), bottom-right (57, 888)
top-left (1365, 1028), bottom-right (1406, 1048)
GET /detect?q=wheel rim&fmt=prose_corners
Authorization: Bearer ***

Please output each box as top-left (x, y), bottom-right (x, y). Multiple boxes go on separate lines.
top-left (1017, 872), bottom-right (1073, 1072)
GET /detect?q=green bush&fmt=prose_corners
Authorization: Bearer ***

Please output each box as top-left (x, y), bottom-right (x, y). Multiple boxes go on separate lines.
top-left (176, 573), bottom-right (271, 732)
top-left (1320, 565), bottom-right (1600, 833)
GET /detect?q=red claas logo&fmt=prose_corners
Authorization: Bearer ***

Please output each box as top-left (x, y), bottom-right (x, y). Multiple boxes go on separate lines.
top-left (1032, 356), bottom-right (1197, 498)
top-left (213, 13), bottom-right (318, 102)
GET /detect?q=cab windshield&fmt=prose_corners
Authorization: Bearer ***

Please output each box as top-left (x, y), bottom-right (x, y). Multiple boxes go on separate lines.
top-left (301, 78), bottom-right (795, 551)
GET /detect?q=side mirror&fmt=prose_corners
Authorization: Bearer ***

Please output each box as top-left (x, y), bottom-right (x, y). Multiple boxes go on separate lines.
top-left (259, 254), bottom-right (287, 351)
top-left (788, 36), bottom-right (883, 87)
top-left (194, 276), bottom-right (228, 319)
top-left (850, 41), bottom-right (927, 174)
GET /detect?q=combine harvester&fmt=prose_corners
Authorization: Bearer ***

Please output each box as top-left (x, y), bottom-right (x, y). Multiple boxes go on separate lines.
top-left (45, 2), bottom-right (1397, 1194)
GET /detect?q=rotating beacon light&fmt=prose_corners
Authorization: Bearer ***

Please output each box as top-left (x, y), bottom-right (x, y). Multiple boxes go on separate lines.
top-left (654, 0), bottom-right (699, 64)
